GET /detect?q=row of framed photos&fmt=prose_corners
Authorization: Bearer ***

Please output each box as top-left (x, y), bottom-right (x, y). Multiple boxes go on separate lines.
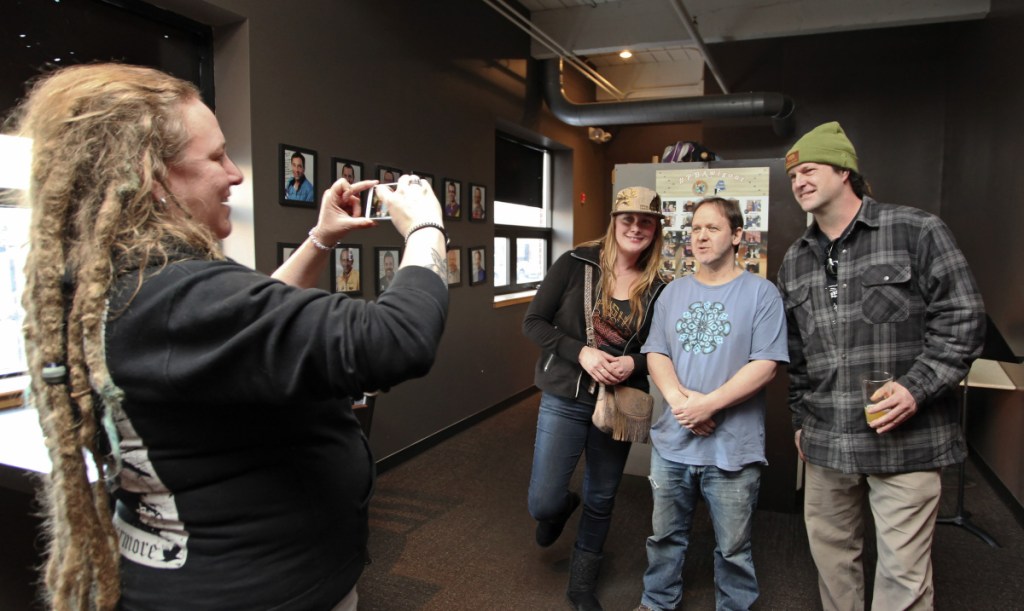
top-left (279, 143), bottom-right (487, 222)
top-left (277, 243), bottom-right (488, 295)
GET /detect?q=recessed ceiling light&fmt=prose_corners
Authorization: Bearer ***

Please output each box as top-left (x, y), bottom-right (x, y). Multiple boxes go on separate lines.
top-left (619, 50), bottom-right (633, 59)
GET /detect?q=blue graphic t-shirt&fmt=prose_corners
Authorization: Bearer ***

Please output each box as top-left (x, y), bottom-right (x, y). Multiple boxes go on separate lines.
top-left (642, 271), bottom-right (788, 470)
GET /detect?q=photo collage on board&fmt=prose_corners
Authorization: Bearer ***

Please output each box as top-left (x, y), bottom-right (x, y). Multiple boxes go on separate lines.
top-left (655, 167), bottom-right (771, 281)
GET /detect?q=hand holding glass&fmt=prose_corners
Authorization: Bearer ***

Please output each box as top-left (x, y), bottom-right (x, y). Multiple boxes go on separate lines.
top-left (863, 370), bottom-right (893, 424)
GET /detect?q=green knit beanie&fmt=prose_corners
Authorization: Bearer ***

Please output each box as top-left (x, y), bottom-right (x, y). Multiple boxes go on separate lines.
top-left (785, 121), bottom-right (859, 172)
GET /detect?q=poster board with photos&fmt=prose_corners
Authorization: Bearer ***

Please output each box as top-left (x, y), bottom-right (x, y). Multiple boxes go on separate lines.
top-left (655, 166), bottom-right (771, 280)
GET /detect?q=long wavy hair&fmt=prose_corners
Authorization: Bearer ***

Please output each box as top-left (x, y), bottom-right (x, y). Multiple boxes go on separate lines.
top-left (10, 63), bottom-right (224, 610)
top-left (580, 212), bottom-right (665, 328)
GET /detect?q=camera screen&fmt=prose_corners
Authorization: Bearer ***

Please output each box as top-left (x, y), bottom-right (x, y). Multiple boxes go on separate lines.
top-left (366, 183), bottom-right (397, 220)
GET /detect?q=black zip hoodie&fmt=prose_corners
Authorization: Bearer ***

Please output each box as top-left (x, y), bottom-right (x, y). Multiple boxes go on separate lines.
top-left (522, 244), bottom-right (666, 405)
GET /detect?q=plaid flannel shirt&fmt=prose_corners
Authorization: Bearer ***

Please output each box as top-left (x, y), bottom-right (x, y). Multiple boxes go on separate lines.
top-left (777, 197), bottom-right (985, 474)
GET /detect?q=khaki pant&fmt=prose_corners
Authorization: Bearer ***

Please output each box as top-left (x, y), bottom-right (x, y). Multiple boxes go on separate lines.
top-left (804, 463), bottom-right (941, 611)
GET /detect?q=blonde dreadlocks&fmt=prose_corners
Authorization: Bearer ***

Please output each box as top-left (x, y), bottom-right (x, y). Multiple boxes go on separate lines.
top-left (12, 63), bottom-right (224, 610)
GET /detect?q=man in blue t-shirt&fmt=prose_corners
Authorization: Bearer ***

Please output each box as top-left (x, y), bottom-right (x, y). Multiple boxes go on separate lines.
top-left (635, 197), bottom-right (788, 611)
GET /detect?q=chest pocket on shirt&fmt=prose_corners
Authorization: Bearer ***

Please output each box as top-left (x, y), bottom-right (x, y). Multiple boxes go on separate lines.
top-left (783, 282), bottom-right (815, 339)
top-left (861, 263), bottom-right (911, 323)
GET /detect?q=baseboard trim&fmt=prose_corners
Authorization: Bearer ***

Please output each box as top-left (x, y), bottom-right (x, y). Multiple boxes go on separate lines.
top-left (969, 450), bottom-right (1024, 530)
top-left (375, 386), bottom-right (539, 475)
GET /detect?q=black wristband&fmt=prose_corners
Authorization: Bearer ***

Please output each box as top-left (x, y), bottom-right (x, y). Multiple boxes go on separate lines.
top-left (404, 222), bottom-right (450, 248)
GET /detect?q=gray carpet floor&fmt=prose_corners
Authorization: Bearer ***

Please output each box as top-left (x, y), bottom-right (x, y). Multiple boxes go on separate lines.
top-left (358, 392), bottom-right (1024, 610)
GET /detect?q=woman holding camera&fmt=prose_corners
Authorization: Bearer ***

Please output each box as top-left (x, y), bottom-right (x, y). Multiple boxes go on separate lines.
top-left (15, 63), bottom-right (448, 610)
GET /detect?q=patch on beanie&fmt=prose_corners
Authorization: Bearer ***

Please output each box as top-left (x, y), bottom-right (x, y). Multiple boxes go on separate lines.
top-left (786, 151), bottom-right (799, 167)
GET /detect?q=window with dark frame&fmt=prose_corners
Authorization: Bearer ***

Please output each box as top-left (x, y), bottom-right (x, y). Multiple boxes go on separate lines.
top-left (493, 133), bottom-right (551, 295)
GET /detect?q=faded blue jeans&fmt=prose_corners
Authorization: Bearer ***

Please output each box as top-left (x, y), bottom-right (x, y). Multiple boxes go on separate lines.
top-left (527, 392), bottom-right (632, 553)
top-left (641, 447), bottom-right (761, 611)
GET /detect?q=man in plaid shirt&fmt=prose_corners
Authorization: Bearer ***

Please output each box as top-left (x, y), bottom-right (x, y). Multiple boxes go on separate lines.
top-left (777, 122), bottom-right (985, 610)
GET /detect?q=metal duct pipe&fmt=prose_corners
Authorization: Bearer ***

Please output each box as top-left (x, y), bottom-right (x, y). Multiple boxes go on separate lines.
top-left (543, 59), bottom-right (796, 137)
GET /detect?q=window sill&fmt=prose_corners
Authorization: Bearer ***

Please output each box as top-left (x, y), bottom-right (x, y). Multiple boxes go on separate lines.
top-left (493, 290), bottom-right (536, 308)
top-left (0, 374), bottom-right (30, 411)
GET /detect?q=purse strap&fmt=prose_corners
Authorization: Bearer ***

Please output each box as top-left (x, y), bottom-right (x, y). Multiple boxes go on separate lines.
top-left (584, 264), bottom-right (595, 348)
top-left (584, 264), bottom-right (602, 395)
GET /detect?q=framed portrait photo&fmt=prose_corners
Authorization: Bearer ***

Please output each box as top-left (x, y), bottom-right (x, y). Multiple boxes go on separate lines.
top-left (446, 245), bottom-right (463, 288)
top-left (468, 245), bottom-right (487, 286)
top-left (331, 158), bottom-right (365, 216)
top-left (280, 144), bottom-right (317, 208)
top-left (375, 246), bottom-right (401, 295)
top-left (442, 178), bottom-right (462, 220)
top-left (411, 171), bottom-right (435, 196)
top-left (331, 244), bottom-right (362, 295)
top-left (468, 183), bottom-right (487, 222)
top-left (332, 157), bottom-right (363, 185)
top-left (277, 242), bottom-right (301, 267)
top-left (376, 165), bottom-right (403, 185)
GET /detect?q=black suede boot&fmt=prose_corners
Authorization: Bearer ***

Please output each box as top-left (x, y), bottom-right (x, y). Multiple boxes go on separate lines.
top-left (535, 492), bottom-right (580, 547)
top-left (566, 547), bottom-right (603, 611)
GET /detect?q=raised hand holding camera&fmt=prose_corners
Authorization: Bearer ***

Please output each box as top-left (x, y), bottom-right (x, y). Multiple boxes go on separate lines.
top-left (314, 178), bottom-right (378, 244)
top-left (374, 175), bottom-right (448, 285)
top-left (373, 175), bottom-right (443, 239)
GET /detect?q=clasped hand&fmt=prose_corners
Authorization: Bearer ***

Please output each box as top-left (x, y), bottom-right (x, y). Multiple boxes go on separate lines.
top-left (579, 346), bottom-right (633, 386)
top-left (671, 390), bottom-right (717, 437)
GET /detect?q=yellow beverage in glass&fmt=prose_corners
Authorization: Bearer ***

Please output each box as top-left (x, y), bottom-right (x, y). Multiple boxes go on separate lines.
top-left (862, 370), bottom-right (893, 424)
top-left (864, 405), bottom-right (891, 423)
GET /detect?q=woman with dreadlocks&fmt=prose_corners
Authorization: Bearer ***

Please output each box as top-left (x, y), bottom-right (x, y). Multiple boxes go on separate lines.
top-left (14, 63), bottom-right (449, 610)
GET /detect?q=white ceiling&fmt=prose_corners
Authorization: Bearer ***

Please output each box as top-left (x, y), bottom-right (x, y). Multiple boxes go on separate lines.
top-left (510, 0), bottom-right (990, 100)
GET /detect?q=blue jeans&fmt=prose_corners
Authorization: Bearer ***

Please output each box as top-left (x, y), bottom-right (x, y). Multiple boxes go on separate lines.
top-left (641, 447), bottom-right (761, 611)
top-left (527, 392), bottom-right (632, 553)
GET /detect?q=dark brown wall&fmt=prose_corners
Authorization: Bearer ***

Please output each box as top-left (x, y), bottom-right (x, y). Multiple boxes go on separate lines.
top-left (941, 0), bottom-right (1024, 507)
top-left (707, 24), bottom-right (954, 219)
top-left (199, 0), bottom-right (606, 461)
top-left (942, 0), bottom-right (1024, 356)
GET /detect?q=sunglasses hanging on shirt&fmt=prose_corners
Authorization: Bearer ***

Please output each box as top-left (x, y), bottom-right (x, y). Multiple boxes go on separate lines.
top-left (825, 240), bottom-right (839, 277)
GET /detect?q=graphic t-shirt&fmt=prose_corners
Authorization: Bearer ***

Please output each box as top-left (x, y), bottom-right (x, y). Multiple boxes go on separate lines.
top-left (594, 297), bottom-right (634, 353)
top-left (642, 272), bottom-right (788, 470)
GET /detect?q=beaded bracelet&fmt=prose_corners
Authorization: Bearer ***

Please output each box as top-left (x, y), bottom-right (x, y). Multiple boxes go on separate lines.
top-left (308, 227), bottom-right (337, 251)
top-left (404, 222), bottom-right (450, 248)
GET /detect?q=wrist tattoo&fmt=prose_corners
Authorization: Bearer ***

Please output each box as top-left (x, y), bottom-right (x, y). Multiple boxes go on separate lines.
top-left (429, 248), bottom-right (447, 284)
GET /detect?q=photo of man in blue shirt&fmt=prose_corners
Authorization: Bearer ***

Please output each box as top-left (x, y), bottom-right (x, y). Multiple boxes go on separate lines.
top-left (284, 151), bottom-right (314, 202)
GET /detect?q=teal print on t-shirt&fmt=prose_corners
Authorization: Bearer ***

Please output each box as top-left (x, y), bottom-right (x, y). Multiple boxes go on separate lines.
top-left (675, 300), bottom-right (731, 354)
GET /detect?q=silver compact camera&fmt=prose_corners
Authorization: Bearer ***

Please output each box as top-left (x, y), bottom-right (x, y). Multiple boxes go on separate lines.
top-left (365, 183), bottom-right (397, 220)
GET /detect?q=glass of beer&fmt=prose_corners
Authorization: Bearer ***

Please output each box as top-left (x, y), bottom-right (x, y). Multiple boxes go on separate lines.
top-left (863, 370), bottom-right (893, 423)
